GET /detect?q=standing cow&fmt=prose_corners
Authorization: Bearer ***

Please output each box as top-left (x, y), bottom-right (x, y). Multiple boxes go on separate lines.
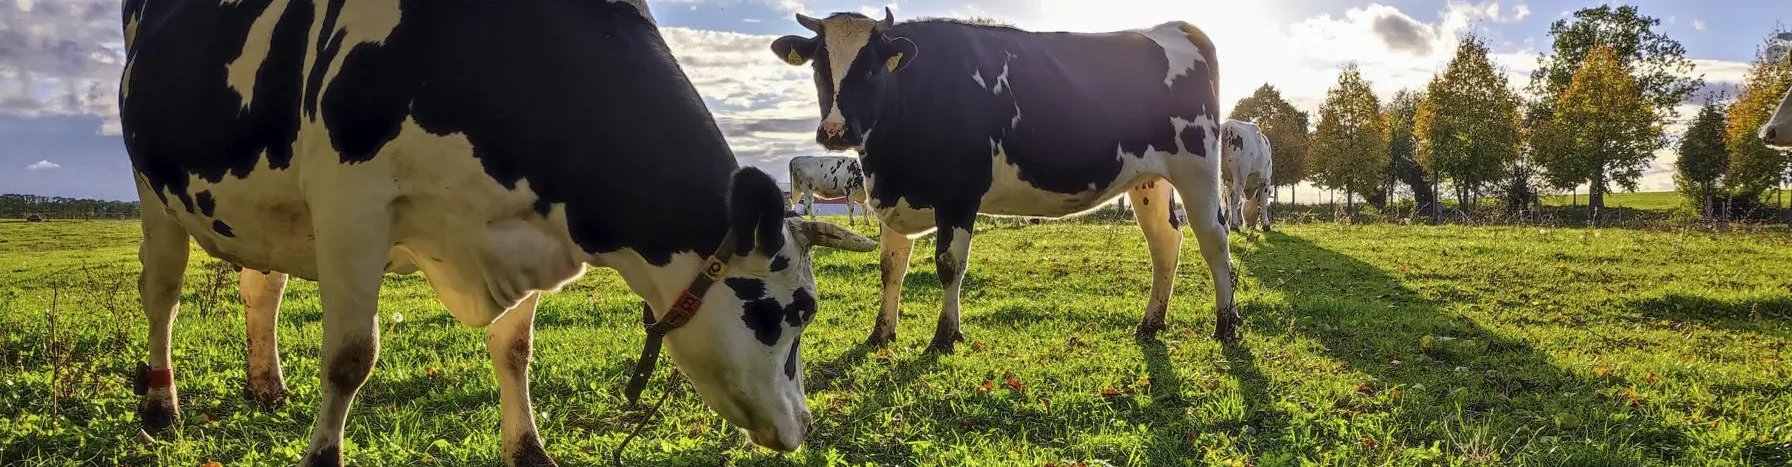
top-left (1220, 120), bottom-right (1274, 232)
top-left (1762, 85), bottom-right (1792, 149)
top-left (771, 10), bottom-right (1238, 352)
top-left (789, 155), bottom-right (875, 225)
top-left (121, 1), bottom-right (875, 464)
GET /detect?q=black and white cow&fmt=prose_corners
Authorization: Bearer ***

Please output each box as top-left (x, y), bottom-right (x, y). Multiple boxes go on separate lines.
top-left (121, 1), bottom-right (875, 465)
top-left (789, 155), bottom-right (874, 225)
top-left (1220, 120), bottom-right (1273, 232)
top-left (1762, 85), bottom-right (1792, 149)
top-left (771, 10), bottom-right (1238, 352)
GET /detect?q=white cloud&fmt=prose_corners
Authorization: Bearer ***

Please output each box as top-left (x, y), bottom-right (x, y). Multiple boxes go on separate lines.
top-left (26, 160), bottom-right (61, 171)
top-left (1691, 19), bottom-right (1705, 31)
top-left (0, 0), bottom-right (121, 134)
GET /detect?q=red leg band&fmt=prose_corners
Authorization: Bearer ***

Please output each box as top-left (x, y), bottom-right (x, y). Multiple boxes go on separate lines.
top-left (147, 368), bottom-right (174, 389)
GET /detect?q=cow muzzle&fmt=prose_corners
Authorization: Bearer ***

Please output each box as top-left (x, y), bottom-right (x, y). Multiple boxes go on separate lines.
top-left (816, 127), bottom-right (858, 151)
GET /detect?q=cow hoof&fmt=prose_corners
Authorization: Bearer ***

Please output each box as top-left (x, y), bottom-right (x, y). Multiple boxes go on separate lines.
top-left (863, 332), bottom-right (896, 348)
top-left (1212, 310), bottom-right (1242, 343)
top-left (510, 433), bottom-right (558, 467)
top-left (242, 384), bottom-right (290, 407)
top-left (1134, 320), bottom-right (1167, 340)
top-left (301, 445), bottom-right (343, 467)
top-left (137, 397), bottom-right (180, 433)
top-left (925, 330), bottom-right (964, 354)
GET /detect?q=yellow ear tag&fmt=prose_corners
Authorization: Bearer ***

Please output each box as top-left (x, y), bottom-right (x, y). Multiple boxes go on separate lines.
top-left (786, 49), bottom-right (805, 65)
top-left (886, 53), bottom-right (904, 72)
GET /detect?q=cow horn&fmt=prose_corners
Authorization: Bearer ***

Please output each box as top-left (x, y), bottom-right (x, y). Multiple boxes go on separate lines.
top-left (877, 7), bottom-right (895, 31)
top-left (796, 13), bottom-right (823, 33)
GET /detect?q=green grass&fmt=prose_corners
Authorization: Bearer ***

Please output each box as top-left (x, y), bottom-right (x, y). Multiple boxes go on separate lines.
top-left (1540, 191), bottom-right (1686, 211)
top-left (3, 218), bottom-right (1791, 466)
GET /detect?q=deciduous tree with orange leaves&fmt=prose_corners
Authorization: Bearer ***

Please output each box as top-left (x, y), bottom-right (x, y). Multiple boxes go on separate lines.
top-left (1531, 46), bottom-right (1660, 219)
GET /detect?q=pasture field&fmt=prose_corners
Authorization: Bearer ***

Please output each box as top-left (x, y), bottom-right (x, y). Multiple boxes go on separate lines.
top-left (2, 218), bottom-right (1790, 466)
top-left (1539, 191), bottom-right (1687, 211)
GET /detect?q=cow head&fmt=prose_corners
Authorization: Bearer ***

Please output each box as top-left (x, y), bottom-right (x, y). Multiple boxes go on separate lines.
top-left (1761, 85), bottom-right (1792, 149)
top-left (771, 8), bottom-right (917, 151)
top-left (665, 167), bottom-right (875, 452)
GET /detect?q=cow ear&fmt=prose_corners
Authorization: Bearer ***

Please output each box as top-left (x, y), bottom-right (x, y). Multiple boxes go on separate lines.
top-left (798, 220), bottom-right (878, 252)
top-left (771, 35), bottom-right (818, 66)
top-left (728, 167), bottom-right (787, 257)
top-left (880, 36), bottom-right (917, 72)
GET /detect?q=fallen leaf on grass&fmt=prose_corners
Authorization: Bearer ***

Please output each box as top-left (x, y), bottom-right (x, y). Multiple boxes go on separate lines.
top-left (971, 341), bottom-right (986, 350)
top-left (977, 379), bottom-right (994, 394)
top-left (1004, 372), bottom-right (1025, 392)
top-left (1643, 373), bottom-right (1658, 383)
top-left (1356, 385), bottom-right (1375, 396)
top-left (1100, 386), bottom-right (1122, 398)
top-left (201, 462), bottom-right (222, 467)
top-left (1593, 365), bottom-right (1613, 377)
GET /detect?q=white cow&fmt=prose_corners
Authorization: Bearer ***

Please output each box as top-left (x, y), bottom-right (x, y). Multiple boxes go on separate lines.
top-left (1220, 120), bottom-right (1274, 232)
top-left (1762, 84), bottom-right (1792, 149)
top-left (789, 155), bottom-right (874, 225)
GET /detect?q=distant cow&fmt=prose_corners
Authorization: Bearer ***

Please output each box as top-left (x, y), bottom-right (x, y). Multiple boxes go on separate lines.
top-left (25, 214), bottom-right (43, 222)
top-left (1762, 85), bottom-right (1792, 149)
top-left (789, 155), bottom-right (874, 225)
top-left (1220, 120), bottom-right (1273, 232)
top-left (772, 9), bottom-right (1238, 351)
top-left (121, 1), bottom-right (874, 464)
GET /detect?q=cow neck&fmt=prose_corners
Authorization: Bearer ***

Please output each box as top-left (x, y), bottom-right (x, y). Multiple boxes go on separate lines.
top-left (622, 228), bottom-right (736, 405)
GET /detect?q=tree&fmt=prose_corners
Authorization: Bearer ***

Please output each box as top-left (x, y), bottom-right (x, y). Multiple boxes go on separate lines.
top-left (1229, 84), bottom-right (1311, 202)
top-left (1309, 64), bottom-right (1388, 218)
top-left (1527, 5), bottom-right (1702, 127)
top-left (1384, 89), bottom-right (1436, 215)
top-left (1532, 46), bottom-right (1660, 219)
top-left (1415, 36), bottom-right (1523, 220)
top-left (1675, 98), bottom-right (1729, 219)
top-left (1723, 28), bottom-right (1792, 202)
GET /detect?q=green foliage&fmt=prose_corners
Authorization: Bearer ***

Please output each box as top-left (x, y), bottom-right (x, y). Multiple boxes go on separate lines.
top-left (1723, 28), bottom-right (1792, 197)
top-left (1415, 37), bottom-right (1523, 206)
top-left (1675, 99), bottom-right (1730, 210)
top-left (1309, 65), bottom-right (1389, 202)
top-left (1526, 4), bottom-right (1703, 126)
top-left (1229, 84), bottom-right (1312, 187)
top-left (1532, 46), bottom-right (1661, 206)
top-left (5, 219), bottom-right (1792, 465)
top-left (0, 194), bottom-right (139, 220)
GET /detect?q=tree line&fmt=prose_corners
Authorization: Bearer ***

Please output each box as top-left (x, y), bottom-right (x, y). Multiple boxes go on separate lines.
top-left (0, 194), bottom-right (140, 220)
top-left (1228, 5), bottom-right (1792, 225)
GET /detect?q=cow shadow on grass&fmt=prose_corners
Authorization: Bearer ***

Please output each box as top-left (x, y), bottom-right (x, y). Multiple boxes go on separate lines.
top-left (1623, 294), bottom-right (1792, 338)
top-left (1225, 231), bottom-right (1690, 463)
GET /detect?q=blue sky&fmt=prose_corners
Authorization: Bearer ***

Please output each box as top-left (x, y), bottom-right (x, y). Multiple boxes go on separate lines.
top-left (1, 0), bottom-right (1785, 200)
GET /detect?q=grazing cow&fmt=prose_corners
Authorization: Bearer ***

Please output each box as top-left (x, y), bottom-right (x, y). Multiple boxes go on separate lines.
top-left (772, 9), bottom-right (1238, 352)
top-left (121, 1), bottom-right (875, 464)
top-left (789, 155), bottom-right (874, 225)
top-left (1762, 85), bottom-right (1792, 149)
top-left (1220, 120), bottom-right (1274, 232)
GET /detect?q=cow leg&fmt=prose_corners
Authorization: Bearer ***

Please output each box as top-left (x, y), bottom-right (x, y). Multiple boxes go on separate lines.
top-left (1256, 186), bottom-right (1273, 232)
top-left (135, 202), bottom-right (189, 433)
top-left (848, 197), bottom-right (858, 226)
top-left (1171, 177), bottom-right (1240, 342)
top-left (927, 209), bottom-right (975, 354)
top-left (241, 269), bottom-right (291, 406)
top-left (488, 294), bottom-right (556, 467)
top-left (803, 190), bottom-right (817, 222)
top-left (1128, 179), bottom-right (1182, 338)
top-left (1227, 183), bottom-right (1244, 232)
top-left (298, 210), bottom-right (391, 466)
top-left (866, 225), bottom-right (913, 347)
